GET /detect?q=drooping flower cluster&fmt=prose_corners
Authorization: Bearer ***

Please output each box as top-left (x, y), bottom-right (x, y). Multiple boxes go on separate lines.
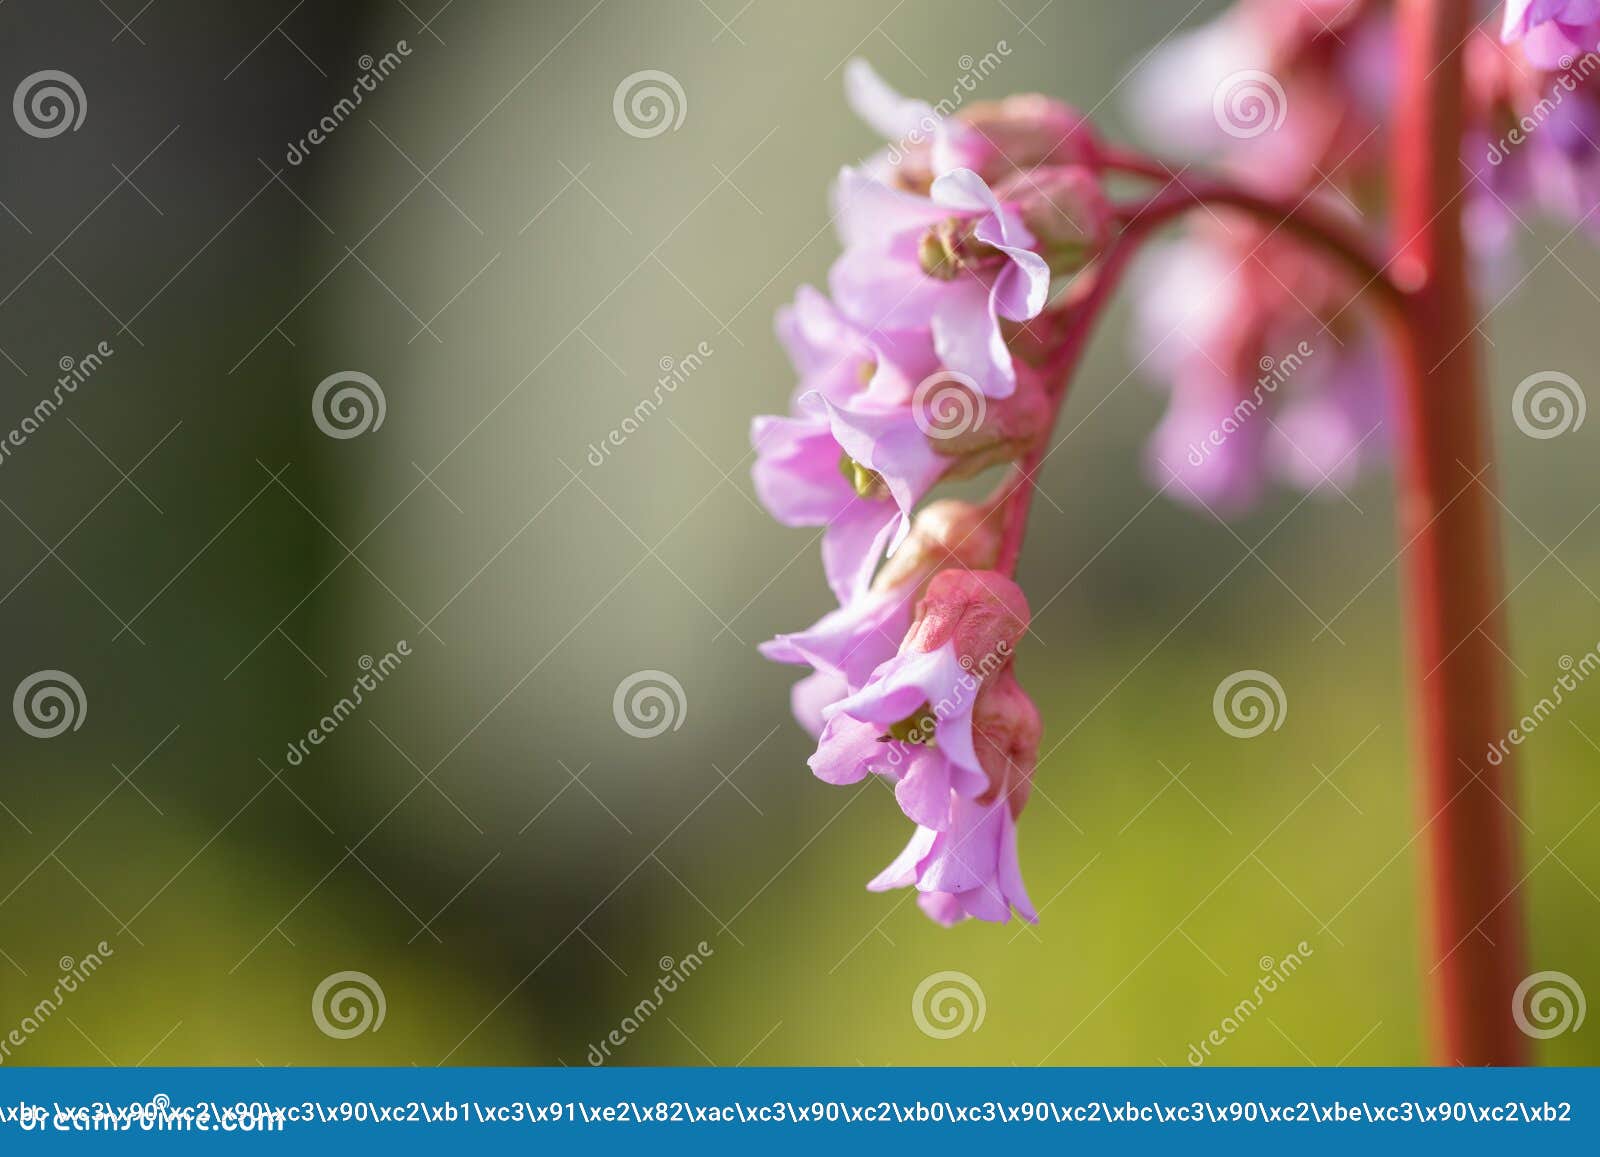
top-left (754, 62), bottom-right (1111, 925)
top-left (756, 6), bottom-right (1600, 931)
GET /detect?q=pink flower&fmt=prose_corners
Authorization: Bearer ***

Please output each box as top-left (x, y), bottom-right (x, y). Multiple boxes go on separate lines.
top-left (1503, 0), bottom-right (1600, 68)
top-left (762, 500), bottom-right (1005, 733)
top-left (808, 570), bottom-right (1029, 831)
top-left (752, 290), bottom-right (948, 602)
top-left (868, 664), bottom-right (1042, 927)
top-left (870, 794), bottom-right (1037, 926)
top-left (809, 645), bottom-right (989, 829)
top-left (843, 59), bottom-right (991, 182)
top-left (1467, 31), bottom-right (1600, 243)
top-left (788, 670), bottom-right (846, 740)
top-left (843, 59), bottom-right (1098, 193)
top-left (1131, 226), bottom-right (1390, 511)
top-left (750, 405), bottom-right (902, 604)
top-left (829, 166), bottom-right (1050, 398)
top-left (775, 285), bottom-right (934, 408)
top-left (761, 586), bottom-right (913, 695)
top-left (1128, 1), bottom-right (1392, 198)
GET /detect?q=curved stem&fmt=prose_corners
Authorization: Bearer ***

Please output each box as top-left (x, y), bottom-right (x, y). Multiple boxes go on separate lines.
top-left (1392, 0), bottom-right (1528, 1066)
top-left (1112, 177), bottom-right (1409, 313)
top-left (1095, 143), bottom-right (1184, 183)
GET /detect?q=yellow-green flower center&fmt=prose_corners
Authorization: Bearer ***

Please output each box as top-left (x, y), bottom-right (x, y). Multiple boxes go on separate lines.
top-left (883, 703), bottom-right (938, 745)
top-left (838, 452), bottom-right (886, 499)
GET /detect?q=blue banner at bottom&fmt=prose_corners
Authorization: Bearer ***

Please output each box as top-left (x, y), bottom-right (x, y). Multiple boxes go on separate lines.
top-left (0, 1067), bottom-right (1592, 1152)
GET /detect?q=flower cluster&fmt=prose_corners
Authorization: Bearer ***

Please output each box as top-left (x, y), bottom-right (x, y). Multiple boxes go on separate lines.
top-left (1470, 5), bottom-right (1600, 249)
top-left (1501, 0), bottom-right (1600, 67)
top-left (1128, 0), bottom-right (1395, 511)
top-left (1125, 0), bottom-right (1600, 512)
top-left (754, 62), bottom-right (1111, 925)
top-left (756, 5), bottom-right (1600, 931)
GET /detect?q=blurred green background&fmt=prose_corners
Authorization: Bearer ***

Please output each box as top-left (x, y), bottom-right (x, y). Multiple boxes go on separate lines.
top-left (0, 0), bottom-right (1595, 1067)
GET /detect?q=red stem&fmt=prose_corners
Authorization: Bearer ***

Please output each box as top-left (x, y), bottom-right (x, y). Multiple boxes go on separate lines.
top-left (1392, 0), bottom-right (1528, 1065)
top-left (997, 168), bottom-right (1402, 577)
top-left (1112, 178), bottom-right (1408, 314)
top-left (1020, 30), bottom-right (1526, 1060)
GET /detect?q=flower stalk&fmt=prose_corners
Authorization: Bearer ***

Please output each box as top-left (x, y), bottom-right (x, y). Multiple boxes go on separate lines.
top-left (1391, 0), bottom-right (1529, 1066)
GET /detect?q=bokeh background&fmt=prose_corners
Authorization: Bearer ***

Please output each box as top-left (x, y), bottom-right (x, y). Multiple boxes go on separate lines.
top-left (0, 0), bottom-right (1595, 1067)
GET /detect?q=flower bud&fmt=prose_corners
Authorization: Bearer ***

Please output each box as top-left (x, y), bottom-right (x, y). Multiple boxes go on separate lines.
top-left (972, 669), bottom-right (1041, 818)
top-left (994, 166), bottom-right (1113, 275)
top-left (958, 95), bottom-right (1100, 175)
top-left (871, 499), bottom-right (1003, 595)
top-left (921, 359), bottom-right (1052, 474)
top-left (902, 569), bottom-right (1030, 671)
top-left (879, 95), bottom-right (1099, 195)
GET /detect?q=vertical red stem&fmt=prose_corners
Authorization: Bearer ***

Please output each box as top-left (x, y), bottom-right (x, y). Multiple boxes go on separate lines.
top-left (1392, 0), bottom-right (1529, 1065)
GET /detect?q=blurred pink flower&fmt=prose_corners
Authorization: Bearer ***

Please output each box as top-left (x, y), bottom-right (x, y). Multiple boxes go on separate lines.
top-left (1502, 0), bottom-right (1600, 68)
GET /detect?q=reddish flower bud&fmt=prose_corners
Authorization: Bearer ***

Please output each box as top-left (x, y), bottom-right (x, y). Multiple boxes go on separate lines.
top-left (993, 165), bottom-right (1113, 275)
top-left (901, 569), bottom-right (1030, 672)
top-left (871, 499), bottom-right (1003, 595)
top-left (916, 361), bottom-right (1052, 475)
top-left (958, 95), bottom-right (1100, 175)
top-left (972, 669), bottom-right (1042, 818)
